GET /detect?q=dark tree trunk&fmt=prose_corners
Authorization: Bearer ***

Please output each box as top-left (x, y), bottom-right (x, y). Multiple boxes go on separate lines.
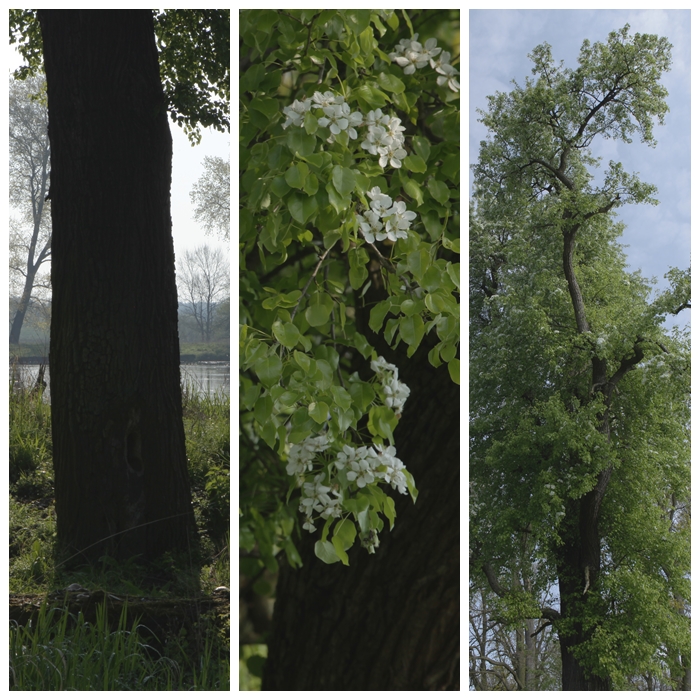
top-left (263, 334), bottom-right (459, 690)
top-left (38, 10), bottom-right (196, 564)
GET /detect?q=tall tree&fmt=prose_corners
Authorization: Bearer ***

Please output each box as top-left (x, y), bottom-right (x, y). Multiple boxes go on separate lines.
top-left (190, 155), bottom-right (230, 240)
top-left (239, 9), bottom-right (460, 689)
top-left (9, 74), bottom-right (52, 345)
top-left (470, 26), bottom-right (690, 690)
top-left (19, 9), bottom-right (230, 564)
top-left (177, 244), bottom-right (229, 343)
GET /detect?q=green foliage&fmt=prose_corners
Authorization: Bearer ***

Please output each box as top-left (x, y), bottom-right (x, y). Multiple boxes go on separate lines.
top-left (10, 600), bottom-right (229, 690)
top-left (9, 9), bottom-right (230, 144)
top-left (240, 9), bottom-right (459, 568)
top-left (470, 25), bottom-right (689, 688)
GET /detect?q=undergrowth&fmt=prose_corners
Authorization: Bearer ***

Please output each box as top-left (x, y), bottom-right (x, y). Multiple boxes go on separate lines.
top-left (9, 367), bottom-right (230, 691)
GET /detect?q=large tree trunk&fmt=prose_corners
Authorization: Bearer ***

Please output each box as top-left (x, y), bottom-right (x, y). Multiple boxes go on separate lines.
top-left (38, 10), bottom-right (196, 563)
top-left (263, 338), bottom-right (460, 690)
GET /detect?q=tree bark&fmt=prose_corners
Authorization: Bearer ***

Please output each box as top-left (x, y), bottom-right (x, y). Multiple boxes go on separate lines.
top-left (38, 10), bottom-right (196, 564)
top-left (263, 335), bottom-right (460, 690)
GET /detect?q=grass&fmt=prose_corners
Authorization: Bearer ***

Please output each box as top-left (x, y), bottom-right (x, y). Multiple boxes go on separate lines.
top-left (9, 368), bottom-right (230, 691)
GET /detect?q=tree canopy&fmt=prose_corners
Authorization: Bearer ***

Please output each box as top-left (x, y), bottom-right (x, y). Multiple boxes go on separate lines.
top-left (469, 26), bottom-right (689, 690)
top-left (9, 9), bottom-right (230, 144)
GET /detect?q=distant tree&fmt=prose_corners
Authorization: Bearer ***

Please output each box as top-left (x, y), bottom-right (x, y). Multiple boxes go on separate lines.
top-left (190, 155), bottom-right (230, 240)
top-left (9, 74), bottom-right (52, 345)
top-left (10, 8), bottom-right (230, 564)
top-left (211, 297), bottom-right (230, 341)
top-left (177, 244), bottom-right (229, 343)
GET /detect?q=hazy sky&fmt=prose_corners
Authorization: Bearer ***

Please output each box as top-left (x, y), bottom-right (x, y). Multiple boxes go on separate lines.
top-left (469, 9), bottom-right (691, 329)
top-left (7, 44), bottom-right (230, 263)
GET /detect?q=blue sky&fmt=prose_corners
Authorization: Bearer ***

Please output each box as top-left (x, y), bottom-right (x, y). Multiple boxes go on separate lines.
top-left (469, 9), bottom-right (691, 329)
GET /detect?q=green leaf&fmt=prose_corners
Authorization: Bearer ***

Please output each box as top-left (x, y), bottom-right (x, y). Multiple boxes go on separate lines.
top-left (399, 314), bottom-right (425, 349)
top-left (427, 178), bottom-right (450, 205)
top-left (402, 177), bottom-right (424, 205)
top-left (254, 354), bottom-right (283, 387)
top-left (304, 110), bottom-right (318, 135)
top-left (309, 401), bottom-right (330, 424)
top-left (303, 173), bottom-right (319, 196)
top-left (326, 181), bottom-right (352, 215)
top-left (369, 299), bottom-right (391, 332)
top-left (412, 135), bottom-right (431, 162)
top-left (272, 320), bottom-right (301, 348)
top-left (403, 154), bottom-right (426, 173)
top-left (305, 303), bottom-right (330, 327)
top-left (315, 540), bottom-right (341, 564)
top-left (368, 405), bottom-right (398, 442)
top-left (348, 247), bottom-right (369, 290)
top-left (353, 83), bottom-right (389, 111)
top-left (242, 385), bottom-right (262, 412)
top-left (383, 496), bottom-right (396, 530)
top-left (331, 385), bottom-right (353, 411)
top-left (377, 71), bottom-right (405, 94)
top-left (334, 519), bottom-right (357, 549)
top-left (287, 129), bottom-right (316, 157)
top-left (293, 350), bottom-right (311, 373)
top-left (288, 193), bottom-right (318, 224)
top-left (348, 380), bottom-right (375, 412)
top-left (331, 536), bottom-right (350, 566)
top-left (342, 9), bottom-right (371, 35)
top-left (421, 211), bottom-right (444, 241)
top-left (448, 358), bottom-right (459, 385)
top-left (284, 162), bottom-right (309, 189)
top-left (249, 97), bottom-right (279, 121)
top-left (332, 165), bottom-right (356, 197)
top-left (253, 394), bottom-right (273, 425)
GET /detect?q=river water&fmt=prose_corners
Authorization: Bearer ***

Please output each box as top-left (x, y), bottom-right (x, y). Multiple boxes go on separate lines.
top-left (10, 362), bottom-right (230, 402)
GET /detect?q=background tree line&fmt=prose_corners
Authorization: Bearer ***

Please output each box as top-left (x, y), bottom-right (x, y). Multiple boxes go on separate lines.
top-left (9, 73), bottom-right (229, 349)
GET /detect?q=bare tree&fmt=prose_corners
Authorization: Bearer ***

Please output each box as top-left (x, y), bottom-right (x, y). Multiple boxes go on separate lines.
top-left (9, 74), bottom-right (52, 345)
top-left (189, 154), bottom-right (229, 240)
top-left (177, 244), bottom-right (229, 342)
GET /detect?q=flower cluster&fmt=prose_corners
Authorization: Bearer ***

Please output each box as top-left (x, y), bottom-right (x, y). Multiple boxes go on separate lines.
top-left (359, 108), bottom-right (407, 169)
top-left (281, 89), bottom-right (409, 170)
top-left (371, 356), bottom-right (411, 414)
top-left (388, 34), bottom-right (460, 93)
top-left (285, 357), bottom-right (412, 541)
top-left (335, 443), bottom-right (408, 495)
top-left (286, 433), bottom-right (330, 477)
top-left (300, 473), bottom-right (343, 532)
top-left (293, 438), bottom-right (410, 535)
top-left (357, 187), bottom-right (417, 244)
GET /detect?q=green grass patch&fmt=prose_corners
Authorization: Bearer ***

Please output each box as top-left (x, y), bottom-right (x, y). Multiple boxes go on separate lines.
top-left (9, 378), bottom-right (230, 690)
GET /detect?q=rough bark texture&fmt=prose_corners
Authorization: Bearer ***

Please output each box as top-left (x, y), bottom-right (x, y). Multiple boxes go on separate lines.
top-left (263, 333), bottom-right (460, 690)
top-left (38, 10), bottom-right (196, 564)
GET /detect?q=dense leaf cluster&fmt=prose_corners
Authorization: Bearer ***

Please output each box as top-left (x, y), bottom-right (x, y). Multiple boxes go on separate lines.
top-left (239, 9), bottom-right (459, 570)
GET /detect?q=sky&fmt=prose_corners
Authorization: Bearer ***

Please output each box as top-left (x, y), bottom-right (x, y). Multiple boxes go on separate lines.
top-left (6, 44), bottom-right (230, 264)
top-left (469, 8), bottom-right (691, 330)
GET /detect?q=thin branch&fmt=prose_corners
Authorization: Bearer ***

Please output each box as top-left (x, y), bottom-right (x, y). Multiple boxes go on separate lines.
top-left (290, 241), bottom-right (336, 322)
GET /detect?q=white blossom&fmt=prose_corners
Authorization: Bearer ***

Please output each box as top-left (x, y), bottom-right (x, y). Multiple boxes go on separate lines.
top-left (286, 434), bottom-right (330, 476)
top-left (281, 99), bottom-right (311, 129)
top-left (369, 192), bottom-right (395, 218)
top-left (357, 210), bottom-right (386, 244)
top-left (311, 90), bottom-right (343, 110)
top-left (378, 143), bottom-right (407, 169)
